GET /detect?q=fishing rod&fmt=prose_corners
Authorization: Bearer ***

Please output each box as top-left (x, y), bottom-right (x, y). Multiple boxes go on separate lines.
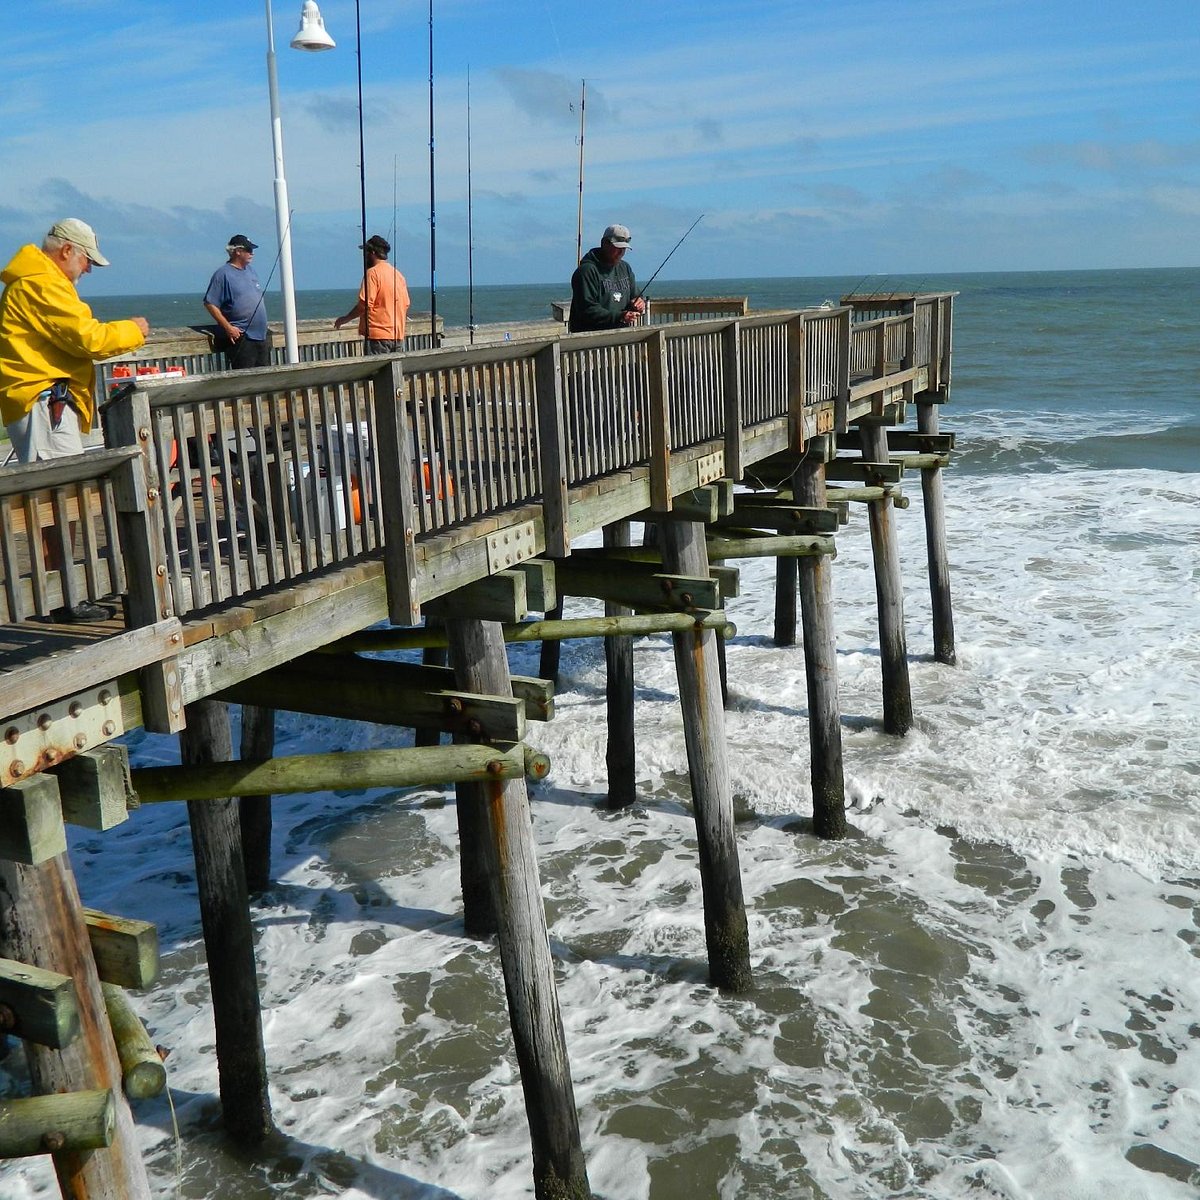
top-left (575, 79), bottom-right (586, 265)
top-left (637, 213), bottom-right (704, 302)
top-left (355, 0), bottom-right (367, 334)
top-left (466, 67), bottom-right (475, 344)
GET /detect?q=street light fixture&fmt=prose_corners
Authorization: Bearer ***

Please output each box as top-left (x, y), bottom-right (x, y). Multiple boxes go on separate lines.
top-left (265, 0), bottom-right (334, 365)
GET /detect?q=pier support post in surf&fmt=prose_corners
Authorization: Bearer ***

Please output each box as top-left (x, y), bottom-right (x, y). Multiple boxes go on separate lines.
top-left (794, 449), bottom-right (848, 838)
top-left (238, 704), bottom-right (274, 895)
top-left (445, 617), bottom-right (593, 1200)
top-left (538, 599), bottom-right (563, 690)
top-left (0, 852), bottom-right (153, 1199)
top-left (917, 401), bottom-right (956, 665)
top-left (603, 520), bottom-right (637, 808)
top-left (860, 424), bottom-right (913, 735)
top-left (661, 520), bottom-right (754, 993)
top-left (774, 557), bottom-right (798, 646)
top-left (180, 699), bottom-right (273, 1146)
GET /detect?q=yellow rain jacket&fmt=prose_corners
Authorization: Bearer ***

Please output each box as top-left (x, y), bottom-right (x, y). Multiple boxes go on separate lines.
top-left (0, 244), bottom-right (145, 433)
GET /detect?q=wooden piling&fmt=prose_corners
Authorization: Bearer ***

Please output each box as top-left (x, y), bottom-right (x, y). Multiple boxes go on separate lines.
top-left (603, 521), bottom-right (637, 809)
top-left (445, 617), bottom-right (592, 1200)
top-left (539, 600), bottom-right (564, 688)
top-left (415, 620), bottom-right (448, 748)
top-left (774, 556), bottom-right (798, 646)
top-left (859, 424), bottom-right (913, 735)
top-left (660, 521), bottom-right (753, 993)
top-left (238, 704), bottom-right (275, 895)
top-left (0, 855), bottom-right (152, 1198)
top-left (917, 402), bottom-right (956, 664)
top-left (180, 699), bottom-right (273, 1146)
top-left (794, 454), bottom-right (847, 838)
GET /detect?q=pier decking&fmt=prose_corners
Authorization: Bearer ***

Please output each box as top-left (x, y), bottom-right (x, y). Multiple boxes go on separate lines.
top-left (0, 290), bottom-right (955, 1199)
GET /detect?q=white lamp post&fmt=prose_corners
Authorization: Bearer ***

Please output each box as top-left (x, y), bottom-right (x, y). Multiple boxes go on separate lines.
top-left (265, 0), bottom-right (335, 364)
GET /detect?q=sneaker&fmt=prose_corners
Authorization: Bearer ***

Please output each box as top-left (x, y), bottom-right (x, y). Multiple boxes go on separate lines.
top-left (52, 600), bottom-right (115, 623)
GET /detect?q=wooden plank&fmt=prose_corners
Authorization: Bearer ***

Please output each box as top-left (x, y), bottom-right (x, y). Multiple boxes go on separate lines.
top-left (179, 569), bottom-right (389, 703)
top-left (0, 449), bottom-right (142, 500)
top-left (823, 459), bottom-right (904, 483)
top-left (220, 656), bottom-right (526, 744)
top-left (554, 560), bottom-right (720, 611)
top-left (82, 910), bottom-right (159, 991)
top-left (0, 619), bottom-right (182, 727)
top-left (706, 533), bottom-right (836, 560)
top-left (0, 957), bottom-right (80, 1049)
top-left (423, 570), bottom-right (529, 623)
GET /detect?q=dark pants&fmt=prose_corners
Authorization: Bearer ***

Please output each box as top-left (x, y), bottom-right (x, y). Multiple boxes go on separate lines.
top-left (226, 336), bottom-right (272, 370)
top-left (365, 339), bottom-right (401, 355)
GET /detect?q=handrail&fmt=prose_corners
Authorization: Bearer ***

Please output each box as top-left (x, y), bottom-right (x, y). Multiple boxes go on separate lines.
top-left (89, 293), bottom-right (952, 631)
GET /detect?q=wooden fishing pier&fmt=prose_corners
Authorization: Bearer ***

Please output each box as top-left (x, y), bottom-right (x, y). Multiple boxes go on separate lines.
top-left (0, 291), bottom-right (956, 1199)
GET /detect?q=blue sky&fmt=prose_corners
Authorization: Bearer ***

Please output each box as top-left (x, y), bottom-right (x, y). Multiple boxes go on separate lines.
top-left (3, 0), bottom-right (1198, 295)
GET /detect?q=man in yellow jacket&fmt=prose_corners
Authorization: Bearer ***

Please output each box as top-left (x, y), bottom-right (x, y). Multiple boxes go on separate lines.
top-left (0, 218), bottom-right (149, 620)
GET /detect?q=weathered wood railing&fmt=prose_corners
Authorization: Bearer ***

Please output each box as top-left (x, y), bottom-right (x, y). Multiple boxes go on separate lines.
top-left (103, 361), bottom-right (392, 617)
top-left (92, 297), bottom-right (952, 632)
top-left (0, 448), bottom-right (182, 752)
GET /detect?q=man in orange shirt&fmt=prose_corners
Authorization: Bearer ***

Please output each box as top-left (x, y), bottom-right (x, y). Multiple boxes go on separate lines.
top-left (334, 234), bottom-right (410, 354)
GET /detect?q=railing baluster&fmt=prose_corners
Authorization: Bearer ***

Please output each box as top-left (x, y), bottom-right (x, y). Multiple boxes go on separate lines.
top-left (1, 498), bottom-right (26, 621)
top-left (77, 480), bottom-right (101, 601)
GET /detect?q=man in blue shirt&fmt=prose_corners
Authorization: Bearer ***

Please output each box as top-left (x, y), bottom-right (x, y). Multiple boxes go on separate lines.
top-left (203, 234), bottom-right (271, 369)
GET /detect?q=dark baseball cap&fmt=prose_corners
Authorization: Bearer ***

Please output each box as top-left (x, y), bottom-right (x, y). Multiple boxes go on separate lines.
top-left (226, 234), bottom-right (258, 251)
top-left (360, 235), bottom-right (390, 256)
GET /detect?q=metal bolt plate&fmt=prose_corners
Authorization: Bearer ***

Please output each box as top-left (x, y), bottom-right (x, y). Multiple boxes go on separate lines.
top-left (1, 684), bottom-right (125, 786)
top-left (487, 520), bottom-right (538, 574)
top-left (695, 451), bottom-right (724, 487)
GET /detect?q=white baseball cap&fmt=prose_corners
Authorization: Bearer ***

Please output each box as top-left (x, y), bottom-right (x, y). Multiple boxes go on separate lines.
top-left (48, 218), bottom-right (110, 267)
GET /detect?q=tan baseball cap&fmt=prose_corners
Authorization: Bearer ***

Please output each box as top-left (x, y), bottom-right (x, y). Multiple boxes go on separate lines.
top-left (48, 218), bottom-right (110, 267)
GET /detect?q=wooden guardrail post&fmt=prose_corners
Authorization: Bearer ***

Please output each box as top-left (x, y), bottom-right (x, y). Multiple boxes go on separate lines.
top-left (722, 321), bottom-right (744, 480)
top-left (180, 698), bottom-right (273, 1145)
top-left (859, 424), bottom-right (913, 734)
top-left (0, 853), bottom-right (152, 1197)
top-left (374, 357), bottom-right (422, 626)
top-left (534, 342), bottom-right (571, 558)
top-left (602, 520), bottom-right (637, 808)
top-left (103, 392), bottom-right (184, 734)
top-left (660, 521), bottom-right (753, 992)
top-left (444, 617), bottom-right (592, 1199)
top-left (794, 439), bottom-right (847, 838)
top-left (835, 307), bottom-right (852, 433)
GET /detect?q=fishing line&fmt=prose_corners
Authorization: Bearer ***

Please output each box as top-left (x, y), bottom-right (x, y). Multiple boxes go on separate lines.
top-left (638, 214), bottom-right (704, 302)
